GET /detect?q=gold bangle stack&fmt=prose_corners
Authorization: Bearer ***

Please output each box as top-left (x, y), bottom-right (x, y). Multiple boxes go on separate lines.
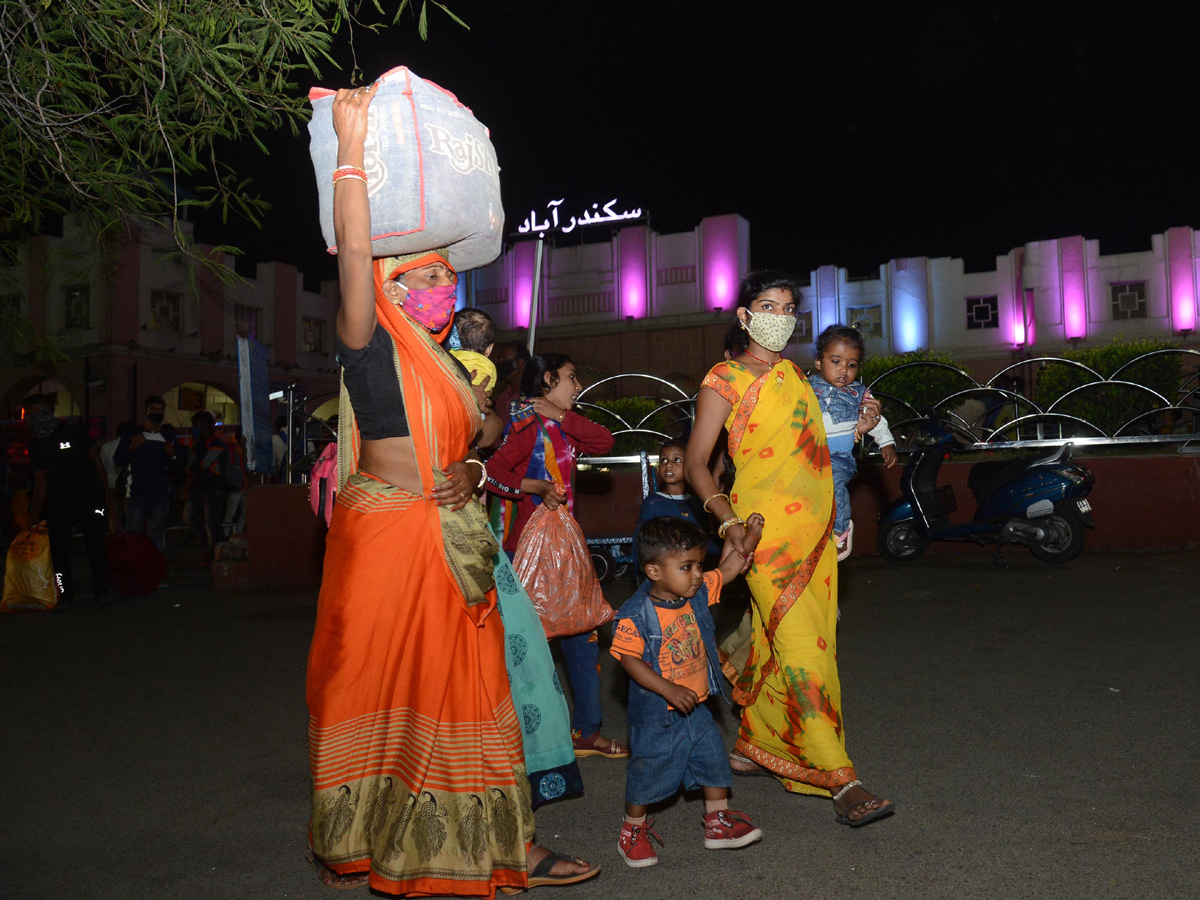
top-left (717, 516), bottom-right (745, 539)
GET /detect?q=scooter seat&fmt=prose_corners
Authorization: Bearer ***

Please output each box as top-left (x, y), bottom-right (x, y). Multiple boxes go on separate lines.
top-left (967, 447), bottom-right (1063, 501)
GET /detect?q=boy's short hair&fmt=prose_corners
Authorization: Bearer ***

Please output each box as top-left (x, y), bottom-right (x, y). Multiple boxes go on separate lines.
top-left (144, 394), bottom-right (166, 409)
top-left (637, 516), bottom-right (708, 570)
top-left (454, 308), bottom-right (496, 354)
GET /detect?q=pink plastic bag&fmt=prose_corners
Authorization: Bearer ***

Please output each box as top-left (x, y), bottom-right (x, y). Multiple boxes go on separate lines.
top-left (512, 505), bottom-right (613, 639)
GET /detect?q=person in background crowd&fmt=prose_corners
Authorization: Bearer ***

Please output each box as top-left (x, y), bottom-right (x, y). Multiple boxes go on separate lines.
top-left (99, 421), bottom-right (133, 490)
top-left (185, 410), bottom-right (228, 564)
top-left (115, 395), bottom-right (177, 555)
top-left (272, 415), bottom-right (289, 480)
top-left (24, 395), bottom-right (110, 607)
top-left (100, 421), bottom-right (134, 524)
top-left (487, 339), bottom-right (531, 445)
top-left (223, 431), bottom-right (248, 538)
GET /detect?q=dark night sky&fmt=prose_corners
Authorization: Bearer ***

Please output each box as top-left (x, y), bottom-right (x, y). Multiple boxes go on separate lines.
top-left (198, 1), bottom-right (1199, 285)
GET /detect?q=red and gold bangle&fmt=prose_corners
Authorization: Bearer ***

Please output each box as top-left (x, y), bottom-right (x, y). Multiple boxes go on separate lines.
top-left (332, 165), bottom-right (367, 186)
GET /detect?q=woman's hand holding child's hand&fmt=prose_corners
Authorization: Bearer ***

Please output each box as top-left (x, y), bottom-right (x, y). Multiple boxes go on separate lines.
top-left (719, 512), bottom-right (765, 579)
top-left (741, 513), bottom-right (765, 558)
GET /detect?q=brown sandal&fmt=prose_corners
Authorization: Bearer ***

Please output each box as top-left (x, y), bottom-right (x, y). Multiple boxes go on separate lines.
top-left (305, 845), bottom-right (370, 890)
top-left (571, 730), bottom-right (630, 758)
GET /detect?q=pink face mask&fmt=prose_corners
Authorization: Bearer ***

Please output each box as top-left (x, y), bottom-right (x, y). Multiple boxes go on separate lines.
top-left (398, 284), bottom-right (457, 331)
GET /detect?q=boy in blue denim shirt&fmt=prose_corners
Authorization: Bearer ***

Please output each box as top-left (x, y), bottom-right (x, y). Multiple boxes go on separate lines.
top-left (611, 515), bottom-right (765, 868)
top-left (808, 325), bottom-right (898, 559)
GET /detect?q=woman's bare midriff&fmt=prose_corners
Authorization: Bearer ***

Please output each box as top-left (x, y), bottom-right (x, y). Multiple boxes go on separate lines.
top-left (358, 436), bottom-right (423, 494)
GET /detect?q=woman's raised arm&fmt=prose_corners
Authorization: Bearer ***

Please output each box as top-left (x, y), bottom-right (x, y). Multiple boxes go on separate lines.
top-left (331, 83), bottom-right (381, 351)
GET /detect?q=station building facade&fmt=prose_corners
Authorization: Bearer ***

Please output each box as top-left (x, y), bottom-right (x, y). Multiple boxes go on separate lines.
top-left (1, 216), bottom-right (341, 432)
top-left (473, 218), bottom-right (1200, 389)
top-left (3, 212), bottom-right (1198, 434)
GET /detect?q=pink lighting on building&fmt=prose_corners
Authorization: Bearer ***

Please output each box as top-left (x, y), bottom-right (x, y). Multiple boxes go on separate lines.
top-left (1167, 226), bottom-right (1197, 333)
top-left (512, 241), bottom-right (536, 329)
top-left (1010, 313), bottom-right (1026, 348)
top-left (1059, 236), bottom-right (1087, 341)
top-left (701, 215), bottom-right (746, 312)
top-left (619, 226), bottom-right (649, 319)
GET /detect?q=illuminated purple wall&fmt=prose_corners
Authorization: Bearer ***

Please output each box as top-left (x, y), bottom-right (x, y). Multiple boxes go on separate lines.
top-left (700, 216), bottom-right (741, 311)
top-left (618, 225), bottom-right (649, 319)
top-left (1166, 226), bottom-right (1197, 333)
top-left (1059, 236), bottom-right (1088, 340)
top-left (1011, 249), bottom-right (1031, 347)
top-left (511, 240), bottom-right (536, 329)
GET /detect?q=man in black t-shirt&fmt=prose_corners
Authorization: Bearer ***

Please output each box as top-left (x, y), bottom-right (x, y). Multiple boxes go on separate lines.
top-left (25, 395), bottom-right (110, 606)
top-left (114, 394), bottom-right (177, 554)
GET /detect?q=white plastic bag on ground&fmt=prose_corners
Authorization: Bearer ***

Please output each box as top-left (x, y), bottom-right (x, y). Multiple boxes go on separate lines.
top-left (308, 66), bottom-right (504, 271)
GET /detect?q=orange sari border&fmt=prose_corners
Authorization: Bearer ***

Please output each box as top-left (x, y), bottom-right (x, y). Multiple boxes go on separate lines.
top-left (733, 738), bottom-right (856, 794)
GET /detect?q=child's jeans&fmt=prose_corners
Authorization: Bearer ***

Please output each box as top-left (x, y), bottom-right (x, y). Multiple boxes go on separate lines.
top-left (831, 451), bottom-right (857, 535)
top-left (625, 702), bottom-right (731, 805)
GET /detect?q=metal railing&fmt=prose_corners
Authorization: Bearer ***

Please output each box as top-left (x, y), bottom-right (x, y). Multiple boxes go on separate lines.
top-left (575, 353), bottom-right (1200, 464)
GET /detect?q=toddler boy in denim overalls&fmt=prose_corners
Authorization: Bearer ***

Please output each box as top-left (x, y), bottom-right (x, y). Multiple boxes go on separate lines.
top-left (610, 515), bottom-right (765, 867)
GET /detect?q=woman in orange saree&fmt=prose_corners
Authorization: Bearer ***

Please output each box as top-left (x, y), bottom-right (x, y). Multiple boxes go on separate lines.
top-left (685, 271), bottom-right (895, 829)
top-left (305, 82), bottom-right (599, 895)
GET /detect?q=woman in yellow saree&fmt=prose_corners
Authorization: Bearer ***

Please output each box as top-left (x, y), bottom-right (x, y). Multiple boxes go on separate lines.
top-left (685, 271), bottom-right (895, 828)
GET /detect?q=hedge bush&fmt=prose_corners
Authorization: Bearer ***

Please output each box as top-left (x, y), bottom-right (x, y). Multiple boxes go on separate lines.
top-left (860, 350), bottom-right (976, 423)
top-left (1033, 338), bottom-right (1182, 435)
top-left (580, 396), bottom-right (682, 456)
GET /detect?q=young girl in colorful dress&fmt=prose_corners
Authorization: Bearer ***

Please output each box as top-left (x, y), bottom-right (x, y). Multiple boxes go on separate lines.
top-left (486, 352), bottom-right (629, 760)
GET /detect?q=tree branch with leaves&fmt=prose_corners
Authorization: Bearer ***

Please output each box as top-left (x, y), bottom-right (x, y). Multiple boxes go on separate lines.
top-left (0, 0), bottom-right (466, 252)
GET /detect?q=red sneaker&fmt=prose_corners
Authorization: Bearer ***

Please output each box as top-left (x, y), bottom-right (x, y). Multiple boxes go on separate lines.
top-left (617, 818), bottom-right (663, 868)
top-left (703, 809), bottom-right (763, 850)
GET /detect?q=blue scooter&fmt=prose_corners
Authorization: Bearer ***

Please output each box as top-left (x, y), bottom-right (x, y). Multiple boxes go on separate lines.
top-left (876, 416), bottom-right (1096, 564)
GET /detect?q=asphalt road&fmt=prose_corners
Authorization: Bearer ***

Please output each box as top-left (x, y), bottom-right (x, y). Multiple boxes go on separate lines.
top-left (3, 542), bottom-right (1198, 900)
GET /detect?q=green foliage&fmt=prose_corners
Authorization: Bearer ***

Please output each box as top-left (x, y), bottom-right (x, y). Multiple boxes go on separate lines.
top-left (860, 350), bottom-right (975, 423)
top-left (0, 0), bottom-right (465, 251)
top-left (1033, 337), bottom-right (1183, 435)
top-left (581, 397), bottom-right (681, 457)
top-left (0, 310), bottom-right (66, 362)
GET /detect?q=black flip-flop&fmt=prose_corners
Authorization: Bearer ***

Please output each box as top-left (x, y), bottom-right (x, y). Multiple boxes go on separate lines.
top-left (500, 850), bottom-right (601, 893)
top-left (834, 799), bottom-right (896, 828)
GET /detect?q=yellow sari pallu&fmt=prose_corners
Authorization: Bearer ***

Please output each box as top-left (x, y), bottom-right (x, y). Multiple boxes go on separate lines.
top-left (306, 259), bottom-right (533, 897)
top-left (702, 358), bottom-right (856, 797)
